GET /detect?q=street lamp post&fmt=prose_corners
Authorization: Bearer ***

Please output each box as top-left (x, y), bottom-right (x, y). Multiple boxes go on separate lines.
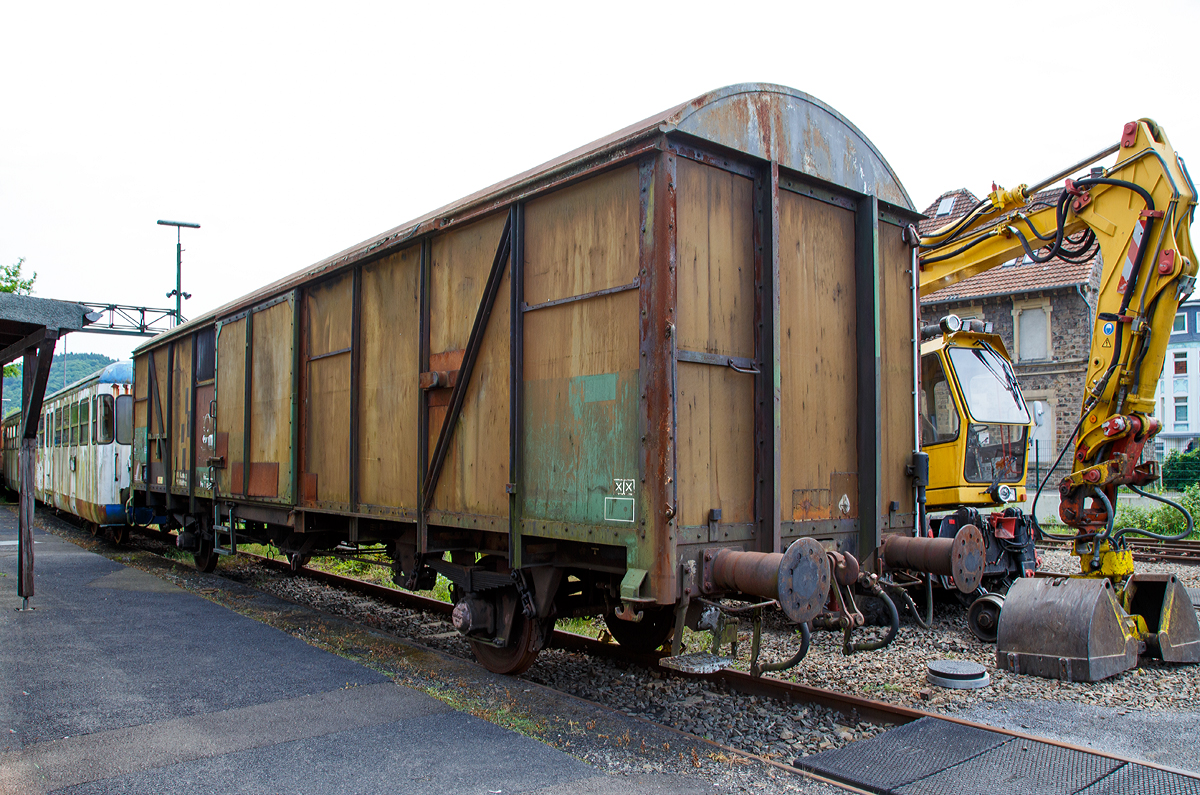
top-left (157, 219), bottom-right (200, 326)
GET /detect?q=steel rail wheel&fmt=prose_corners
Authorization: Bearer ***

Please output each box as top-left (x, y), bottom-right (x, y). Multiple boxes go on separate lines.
top-left (469, 609), bottom-right (553, 676)
top-left (109, 525), bottom-right (129, 545)
top-left (604, 605), bottom-right (675, 653)
top-left (194, 536), bottom-right (219, 573)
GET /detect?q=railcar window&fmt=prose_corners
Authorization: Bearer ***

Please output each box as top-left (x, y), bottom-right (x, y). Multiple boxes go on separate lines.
top-left (54, 408), bottom-right (62, 447)
top-left (70, 402), bottom-right (79, 446)
top-left (115, 394), bottom-right (133, 446)
top-left (79, 399), bottom-right (89, 446)
top-left (95, 394), bottom-right (115, 444)
top-left (38, 416), bottom-right (44, 447)
top-left (195, 327), bottom-right (216, 382)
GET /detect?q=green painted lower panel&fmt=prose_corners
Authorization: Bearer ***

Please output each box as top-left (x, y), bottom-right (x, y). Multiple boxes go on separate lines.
top-left (522, 369), bottom-right (640, 528)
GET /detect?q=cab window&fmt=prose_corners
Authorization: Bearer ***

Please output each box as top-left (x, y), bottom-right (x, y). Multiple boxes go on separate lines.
top-left (920, 353), bottom-right (961, 445)
top-left (116, 395), bottom-right (133, 446)
top-left (95, 394), bottom-right (115, 445)
top-left (78, 399), bottom-right (89, 446)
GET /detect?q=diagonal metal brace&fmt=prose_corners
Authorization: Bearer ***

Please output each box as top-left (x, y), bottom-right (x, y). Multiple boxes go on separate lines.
top-left (422, 215), bottom-right (512, 511)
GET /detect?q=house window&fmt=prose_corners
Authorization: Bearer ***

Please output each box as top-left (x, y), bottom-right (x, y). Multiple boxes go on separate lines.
top-left (1014, 298), bottom-right (1051, 361)
top-left (1173, 313), bottom-right (1187, 334)
top-left (1175, 396), bottom-right (1189, 429)
top-left (1176, 351), bottom-right (1188, 375)
top-left (936, 197), bottom-right (956, 216)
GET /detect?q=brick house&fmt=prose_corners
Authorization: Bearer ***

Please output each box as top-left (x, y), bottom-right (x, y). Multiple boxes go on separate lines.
top-left (918, 188), bottom-right (1102, 487)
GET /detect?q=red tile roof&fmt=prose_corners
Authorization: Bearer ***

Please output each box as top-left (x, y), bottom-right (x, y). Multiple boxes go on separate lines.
top-left (918, 188), bottom-right (1100, 304)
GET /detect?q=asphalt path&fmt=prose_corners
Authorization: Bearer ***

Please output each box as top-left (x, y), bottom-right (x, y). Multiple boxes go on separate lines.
top-left (0, 515), bottom-right (721, 795)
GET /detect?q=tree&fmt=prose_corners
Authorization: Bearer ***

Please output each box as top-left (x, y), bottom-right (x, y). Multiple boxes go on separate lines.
top-left (1, 258), bottom-right (36, 377)
top-left (1, 258), bottom-right (36, 296)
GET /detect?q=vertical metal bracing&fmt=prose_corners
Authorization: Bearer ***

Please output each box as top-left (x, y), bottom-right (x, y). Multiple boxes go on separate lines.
top-left (508, 203), bottom-right (525, 568)
top-left (417, 238), bottom-right (432, 554)
top-left (639, 147), bottom-right (679, 603)
top-left (753, 162), bottom-right (783, 554)
top-left (855, 195), bottom-right (883, 565)
top-left (349, 266), bottom-right (362, 514)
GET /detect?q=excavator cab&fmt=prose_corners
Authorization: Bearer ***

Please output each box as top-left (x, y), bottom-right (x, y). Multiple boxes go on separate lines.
top-left (920, 321), bottom-right (1030, 512)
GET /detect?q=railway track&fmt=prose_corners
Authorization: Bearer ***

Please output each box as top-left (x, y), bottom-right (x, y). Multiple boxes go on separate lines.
top-left (1037, 535), bottom-right (1200, 564)
top-left (237, 549), bottom-right (1199, 787)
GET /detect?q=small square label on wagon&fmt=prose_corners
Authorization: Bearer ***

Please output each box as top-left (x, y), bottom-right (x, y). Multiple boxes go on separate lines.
top-left (604, 497), bottom-right (635, 523)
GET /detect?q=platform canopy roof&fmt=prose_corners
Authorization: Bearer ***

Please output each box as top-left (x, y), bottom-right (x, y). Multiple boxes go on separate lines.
top-left (0, 293), bottom-right (98, 365)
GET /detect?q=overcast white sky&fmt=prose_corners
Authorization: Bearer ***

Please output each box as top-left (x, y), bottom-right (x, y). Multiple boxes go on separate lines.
top-left (4, 0), bottom-right (1198, 362)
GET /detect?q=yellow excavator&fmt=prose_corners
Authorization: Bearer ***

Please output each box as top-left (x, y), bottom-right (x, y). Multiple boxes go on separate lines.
top-left (915, 118), bottom-right (1200, 681)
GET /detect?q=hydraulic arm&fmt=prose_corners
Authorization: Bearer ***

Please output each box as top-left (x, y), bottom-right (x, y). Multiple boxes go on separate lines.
top-left (916, 119), bottom-right (1200, 680)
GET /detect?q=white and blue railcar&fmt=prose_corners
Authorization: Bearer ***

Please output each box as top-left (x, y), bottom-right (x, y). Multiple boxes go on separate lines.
top-left (3, 362), bottom-right (142, 535)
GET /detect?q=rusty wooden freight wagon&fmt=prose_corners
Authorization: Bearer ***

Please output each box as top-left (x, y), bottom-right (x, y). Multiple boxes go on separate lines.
top-left (132, 84), bottom-right (978, 674)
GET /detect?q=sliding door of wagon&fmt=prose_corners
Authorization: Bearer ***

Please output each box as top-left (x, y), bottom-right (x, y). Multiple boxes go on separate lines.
top-left (674, 159), bottom-right (756, 546)
top-left (778, 187), bottom-right (859, 553)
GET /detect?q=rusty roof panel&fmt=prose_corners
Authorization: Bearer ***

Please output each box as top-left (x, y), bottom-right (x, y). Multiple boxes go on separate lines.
top-left (137, 84), bottom-right (914, 352)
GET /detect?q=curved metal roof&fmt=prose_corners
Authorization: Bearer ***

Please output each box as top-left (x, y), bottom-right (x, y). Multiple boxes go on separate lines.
top-left (138, 84), bottom-right (912, 352)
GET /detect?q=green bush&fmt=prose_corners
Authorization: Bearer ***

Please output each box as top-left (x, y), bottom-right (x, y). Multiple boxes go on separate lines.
top-left (1114, 482), bottom-right (1200, 540)
top-left (1161, 449), bottom-right (1200, 491)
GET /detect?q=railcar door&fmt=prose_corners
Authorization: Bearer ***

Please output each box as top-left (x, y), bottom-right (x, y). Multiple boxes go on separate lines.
top-left (673, 159), bottom-right (757, 550)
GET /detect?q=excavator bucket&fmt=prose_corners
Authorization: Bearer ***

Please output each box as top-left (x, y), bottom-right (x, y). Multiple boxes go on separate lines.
top-left (995, 577), bottom-right (1139, 682)
top-left (1126, 573), bottom-right (1200, 663)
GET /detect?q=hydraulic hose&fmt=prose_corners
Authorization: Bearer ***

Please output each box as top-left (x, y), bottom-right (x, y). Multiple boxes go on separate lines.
top-left (885, 580), bottom-right (932, 630)
top-left (1113, 485), bottom-right (1196, 543)
top-left (847, 577), bottom-right (899, 653)
top-left (756, 622), bottom-right (812, 676)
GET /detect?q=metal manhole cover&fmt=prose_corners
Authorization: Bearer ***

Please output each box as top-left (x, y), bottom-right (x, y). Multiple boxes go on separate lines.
top-left (927, 659), bottom-right (990, 689)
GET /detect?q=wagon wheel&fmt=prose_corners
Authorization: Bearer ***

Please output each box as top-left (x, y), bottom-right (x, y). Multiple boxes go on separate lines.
top-left (604, 604), bottom-right (676, 653)
top-left (469, 606), bottom-right (554, 676)
top-left (287, 552), bottom-right (311, 572)
top-left (109, 525), bottom-right (129, 545)
top-left (87, 521), bottom-right (100, 537)
top-left (194, 536), bottom-right (219, 573)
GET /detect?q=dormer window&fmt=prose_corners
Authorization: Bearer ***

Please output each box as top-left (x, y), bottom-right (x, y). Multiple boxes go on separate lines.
top-left (935, 197), bottom-right (956, 216)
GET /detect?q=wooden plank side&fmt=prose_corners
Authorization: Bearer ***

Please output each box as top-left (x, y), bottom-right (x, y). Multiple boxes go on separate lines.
top-left (879, 224), bottom-right (916, 521)
top-left (216, 318), bottom-right (246, 496)
top-left (675, 159), bottom-right (756, 359)
top-left (522, 289), bottom-right (640, 525)
top-left (302, 273), bottom-right (353, 507)
top-left (306, 355), bottom-right (351, 505)
top-left (429, 213), bottom-right (509, 517)
top-left (523, 164), bottom-right (640, 307)
top-left (359, 246), bottom-right (420, 510)
top-left (675, 362), bottom-right (755, 527)
top-left (249, 300), bottom-right (294, 502)
top-left (778, 192), bottom-right (858, 520)
top-left (171, 338), bottom-right (193, 495)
